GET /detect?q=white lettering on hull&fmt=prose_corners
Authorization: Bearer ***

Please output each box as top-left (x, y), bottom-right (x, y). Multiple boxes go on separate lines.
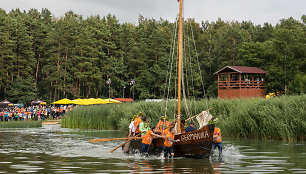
top-left (180, 131), bottom-right (209, 142)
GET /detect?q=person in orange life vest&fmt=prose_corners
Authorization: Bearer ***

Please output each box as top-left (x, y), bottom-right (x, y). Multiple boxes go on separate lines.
top-left (212, 126), bottom-right (222, 156)
top-left (156, 116), bottom-right (170, 134)
top-left (163, 127), bottom-right (180, 158)
top-left (141, 126), bottom-right (164, 156)
top-left (162, 121), bottom-right (175, 135)
top-left (133, 114), bottom-right (143, 137)
top-left (0, 111), bottom-right (4, 121)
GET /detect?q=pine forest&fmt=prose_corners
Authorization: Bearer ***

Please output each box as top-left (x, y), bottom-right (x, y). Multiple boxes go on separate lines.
top-left (0, 8), bottom-right (305, 104)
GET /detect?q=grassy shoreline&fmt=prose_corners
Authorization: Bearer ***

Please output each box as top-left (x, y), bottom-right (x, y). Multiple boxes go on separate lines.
top-left (0, 121), bottom-right (42, 128)
top-left (61, 95), bottom-right (305, 141)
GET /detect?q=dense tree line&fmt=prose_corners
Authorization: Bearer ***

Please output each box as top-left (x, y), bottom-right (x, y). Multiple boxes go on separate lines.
top-left (0, 8), bottom-right (305, 104)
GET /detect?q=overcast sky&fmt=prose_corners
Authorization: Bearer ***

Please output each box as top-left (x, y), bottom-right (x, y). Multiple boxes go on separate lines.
top-left (1, 0), bottom-right (305, 25)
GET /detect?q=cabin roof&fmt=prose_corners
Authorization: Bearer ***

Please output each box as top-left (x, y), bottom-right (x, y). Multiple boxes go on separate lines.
top-left (214, 66), bottom-right (267, 74)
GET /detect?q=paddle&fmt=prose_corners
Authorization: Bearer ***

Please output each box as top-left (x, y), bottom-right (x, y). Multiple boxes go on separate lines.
top-left (110, 139), bottom-right (132, 153)
top-left (89, 137), bottom-right (142, 143)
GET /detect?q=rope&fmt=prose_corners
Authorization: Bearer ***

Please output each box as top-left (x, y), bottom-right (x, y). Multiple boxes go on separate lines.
top-left (186, 20), bottom-right (197, 116)
top-left (161, 18), bottom-right (178, 118)
top-left (189, 20), bottom-right (209, 110)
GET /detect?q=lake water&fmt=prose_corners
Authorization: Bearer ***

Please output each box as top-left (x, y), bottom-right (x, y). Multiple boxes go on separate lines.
top-left (0, 124), bottom-right (305, 173)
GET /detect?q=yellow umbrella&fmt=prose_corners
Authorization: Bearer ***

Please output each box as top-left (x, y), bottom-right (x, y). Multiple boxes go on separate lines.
top-left (86, 98), bottom-right (98, 105)
top-left (94, 98), bottom-right (108, 104)
top-left (52, 98), bottom-right (73, 104)
top-left (72, 99), bottom-right (89, 105)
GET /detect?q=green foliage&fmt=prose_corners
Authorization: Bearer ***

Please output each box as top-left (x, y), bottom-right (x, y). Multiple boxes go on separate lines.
top-left (62, 95), bottom-right (306, 141)
top-left (0, 8), bottom-right (305, 103)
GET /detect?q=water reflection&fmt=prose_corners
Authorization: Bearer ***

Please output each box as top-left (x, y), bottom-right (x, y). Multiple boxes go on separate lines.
top-left (128, 158), bottom-right (214, 173)
top-left (0, 125), bottom-right (305, 173)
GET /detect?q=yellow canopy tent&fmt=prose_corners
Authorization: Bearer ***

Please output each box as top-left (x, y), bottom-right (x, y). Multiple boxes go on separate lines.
top-left (86, 98), bottom-right (97, 105)
top-left (72, 99), bottom-right (87, 105)
top-left (52, 98), bottom-right (73, 105)
top-left (71, 98), bottom-right (107, 105)
top-left (94, 98), bottom-right (108, 104)
top-left (70, 98), bottom-right (119, 105)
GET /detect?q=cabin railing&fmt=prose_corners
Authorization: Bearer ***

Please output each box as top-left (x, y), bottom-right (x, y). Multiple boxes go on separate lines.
top-left (218, 80), bottom-right (265, 89)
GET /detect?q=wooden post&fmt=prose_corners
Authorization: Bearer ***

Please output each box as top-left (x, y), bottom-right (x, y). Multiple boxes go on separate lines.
top-left (177, 0), bottom-right (183, 134)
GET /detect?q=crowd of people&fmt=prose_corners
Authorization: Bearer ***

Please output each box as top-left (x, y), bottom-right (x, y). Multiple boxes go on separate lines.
top-left (128, 113), bottom-right (223, 158)
top-left (0, 105), bottom-right (74, 122)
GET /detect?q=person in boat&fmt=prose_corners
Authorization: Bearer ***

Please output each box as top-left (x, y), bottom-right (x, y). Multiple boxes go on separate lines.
top-left (141, 126), bottom-right (164, 156)
top-left (185, 121), bottom-right (196, 133)
top-left (133, 113), bottom-right (143, 137)
top-left (161, 121), bottom-right (175, 135)
top-left (180, 120), bottom-right (186, 133)
top-left (128, 115), bottom-right (137, 137)
top-left (163, 127), bottom-right (180, 158)
top-left (139, 116), bottom-right (150, 136)
top-left (156, 116), bottom-right (170, 134)
top-left (212, 126), bottom-right (222, 156)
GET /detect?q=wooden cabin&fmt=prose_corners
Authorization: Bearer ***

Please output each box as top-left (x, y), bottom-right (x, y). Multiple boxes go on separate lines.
top-left (214, 66), bottom-right (266, 99)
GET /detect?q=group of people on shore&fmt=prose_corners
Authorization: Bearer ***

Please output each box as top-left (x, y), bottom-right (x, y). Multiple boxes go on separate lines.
top-left (0, 105), bottom-right (74, 122)
top-left (128, 113), bottom-right (222, 158)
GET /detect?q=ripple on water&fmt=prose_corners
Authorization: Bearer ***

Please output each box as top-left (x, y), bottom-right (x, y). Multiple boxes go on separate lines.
top-left (26, 161), bottom-right (45, 164)
top-left (10, 164), bottom-right (44, 173)
top-left (0, 162), bottom-right (12, 164)
top-left (13, 157), bottom-right (29, 161)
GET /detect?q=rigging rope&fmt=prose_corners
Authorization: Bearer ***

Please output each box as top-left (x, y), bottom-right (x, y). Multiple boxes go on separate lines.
top-left (186, 21), bottom-right (197, 117)
top-left (161, 18), bottom-right (178, 118)
top-left (189, 20), bottom-right (209, 110)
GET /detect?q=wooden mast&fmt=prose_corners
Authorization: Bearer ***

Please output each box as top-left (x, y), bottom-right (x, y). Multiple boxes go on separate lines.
top-left (177, 0), bottom-right (183, 134)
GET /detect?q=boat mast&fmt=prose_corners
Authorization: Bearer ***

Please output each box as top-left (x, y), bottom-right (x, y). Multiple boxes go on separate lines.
top-left (177, 0), bottom-right (183, 134)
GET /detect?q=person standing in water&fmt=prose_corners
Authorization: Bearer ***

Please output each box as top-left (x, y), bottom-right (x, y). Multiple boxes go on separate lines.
top-left (163, 127), bottom-right (180, 158)
top-left (141, 126), bottom-right (164, 156)
top-left (212, 126), bottom-right (222, 156)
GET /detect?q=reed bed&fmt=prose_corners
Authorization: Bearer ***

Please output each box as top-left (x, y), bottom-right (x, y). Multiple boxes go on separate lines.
top-left (0, 121), bottom-right (42, 128)
top-left (61, 95), bottom-right (306, 140)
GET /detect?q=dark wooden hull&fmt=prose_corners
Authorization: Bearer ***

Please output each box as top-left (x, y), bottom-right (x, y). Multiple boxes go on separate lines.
top-left (123, 124), bottom-right (215, 158)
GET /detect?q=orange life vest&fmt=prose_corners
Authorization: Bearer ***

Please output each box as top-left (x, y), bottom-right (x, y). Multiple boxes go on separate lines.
top-left (162, 129), bottom-right (170, 135)
top-left (134, 117), bottom-right (142, 133)
top-left (142, 130), bottom-right (154, 145)
top-left (164, 132), bottom-right (175, 147)
top-left (213, 127), bottom-right (222, 143)
top-left (156, 120), bottom-right (170, 133)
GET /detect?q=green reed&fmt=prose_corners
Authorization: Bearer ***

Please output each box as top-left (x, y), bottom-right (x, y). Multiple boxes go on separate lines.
top-left (61, 95), bottom-right (305, 140)
top-left (0, 121), bottom-right (42, 128)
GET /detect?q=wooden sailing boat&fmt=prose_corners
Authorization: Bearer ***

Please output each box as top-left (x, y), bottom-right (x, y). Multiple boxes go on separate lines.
top-left (122, 0), bottom-right (215, 158)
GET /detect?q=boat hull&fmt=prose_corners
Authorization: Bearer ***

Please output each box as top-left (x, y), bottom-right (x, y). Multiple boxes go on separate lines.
top-left (123, 124), bottom-right (215, 158)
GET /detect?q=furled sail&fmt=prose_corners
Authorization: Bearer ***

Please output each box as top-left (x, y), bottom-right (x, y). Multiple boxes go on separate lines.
top-left (196, 111), bottom-right (213, 129)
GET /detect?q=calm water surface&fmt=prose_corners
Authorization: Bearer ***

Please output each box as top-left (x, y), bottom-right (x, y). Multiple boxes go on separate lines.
top-left (0, 125), bottom-right (305, 173)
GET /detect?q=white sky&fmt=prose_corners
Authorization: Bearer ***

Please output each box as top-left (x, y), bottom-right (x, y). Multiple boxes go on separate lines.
top-left (1, 0), bottom-right (305, 25)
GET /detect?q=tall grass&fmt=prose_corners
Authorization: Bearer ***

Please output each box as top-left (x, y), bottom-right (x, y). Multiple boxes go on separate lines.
top-left (0, 121), bottom-right (42, 128)
top-left (61, 95), bottom-right (306, 140)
